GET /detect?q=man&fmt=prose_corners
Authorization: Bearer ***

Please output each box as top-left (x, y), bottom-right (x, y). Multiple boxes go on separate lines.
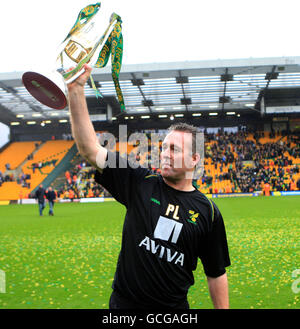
top-left (263, 181), bottom-right (271, 196)
top-left (290, 179), bottom-right (296, 191)
top-left (67, 64), bottom-right (231, 309)
top-left (35, 184), bottom-right (45, 216)
top-left (45, 186), bottom-right (56, 216)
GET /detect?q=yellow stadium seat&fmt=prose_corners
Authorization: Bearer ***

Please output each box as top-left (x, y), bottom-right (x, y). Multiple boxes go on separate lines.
top-left (0, 141), bottom-right (40, 172)
top-left (0, 140), bottom-right (74, 200)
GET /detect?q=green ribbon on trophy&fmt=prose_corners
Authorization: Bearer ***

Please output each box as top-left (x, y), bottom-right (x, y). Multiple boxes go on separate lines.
top-left (61, 2), bottom-right (125, 112)
top-left (94, 16), bottom-right (124, 111)
top-left (63, 3), bottom-right (102, 42)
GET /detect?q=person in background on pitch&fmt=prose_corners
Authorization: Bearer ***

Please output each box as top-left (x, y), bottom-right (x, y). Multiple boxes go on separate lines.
top-left (35, 184), bottom-right (46, 216)
top-left (45, 186), bottom-right (56, 216)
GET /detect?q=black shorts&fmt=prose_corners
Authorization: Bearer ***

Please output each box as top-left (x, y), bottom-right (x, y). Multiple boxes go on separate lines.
top-left (109, 290), bottom-right (189, 310)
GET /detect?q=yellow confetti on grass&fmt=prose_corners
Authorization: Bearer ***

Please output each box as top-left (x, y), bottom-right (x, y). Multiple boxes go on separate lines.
top-left (0, 199), bottom-right (299, 309)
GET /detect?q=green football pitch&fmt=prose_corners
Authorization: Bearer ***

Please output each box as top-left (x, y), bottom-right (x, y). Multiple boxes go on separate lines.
top-left (0, 196), bottom-right (299, 309)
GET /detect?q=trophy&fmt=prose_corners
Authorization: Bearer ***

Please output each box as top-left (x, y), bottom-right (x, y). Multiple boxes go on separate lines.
top-left (22, 2), bottom-right (125, 111)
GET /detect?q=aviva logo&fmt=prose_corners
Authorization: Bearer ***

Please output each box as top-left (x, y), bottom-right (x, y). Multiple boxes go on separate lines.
top-left (139, 216), bottom-right (184, 266)
top-left (153, 216), bottom-right (183, 244)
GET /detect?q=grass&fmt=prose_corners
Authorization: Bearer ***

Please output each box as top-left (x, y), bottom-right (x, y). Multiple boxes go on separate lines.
top-left (0, 196), bottom-right (299, 309)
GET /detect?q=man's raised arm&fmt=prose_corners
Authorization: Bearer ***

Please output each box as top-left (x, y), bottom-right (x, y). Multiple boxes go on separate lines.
top-left (67, 64), bottom-right (107, 172)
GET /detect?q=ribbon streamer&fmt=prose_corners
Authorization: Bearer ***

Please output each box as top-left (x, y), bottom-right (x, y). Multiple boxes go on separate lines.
top-left (63, 3), bottom-right (101, 43)
top-left (94, 17), bottom-right (125, 111)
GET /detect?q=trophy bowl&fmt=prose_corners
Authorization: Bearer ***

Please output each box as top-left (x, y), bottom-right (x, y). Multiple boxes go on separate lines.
top-left (22, 2), bottom-right (124, 110)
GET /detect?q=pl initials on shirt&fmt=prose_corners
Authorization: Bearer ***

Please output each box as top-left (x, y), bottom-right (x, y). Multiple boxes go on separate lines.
top-left (165, 203), bottom-right (180, 220)
top-left (138, 216), bottom-right (185, 266)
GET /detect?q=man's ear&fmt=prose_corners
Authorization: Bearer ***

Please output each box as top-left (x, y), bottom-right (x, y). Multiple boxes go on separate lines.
top-left (192, 153), bottom-right (201, 167)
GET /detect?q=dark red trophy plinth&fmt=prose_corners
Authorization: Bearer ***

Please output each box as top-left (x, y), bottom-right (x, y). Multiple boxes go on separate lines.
top-left (22, 71), bottom-right (67, 110)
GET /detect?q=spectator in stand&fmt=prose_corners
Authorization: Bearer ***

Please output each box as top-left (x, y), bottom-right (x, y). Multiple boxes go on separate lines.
top-left (87, 188), bottom-right (94, 198)
top-left (94, 188), bottom-right (101, 197)
top-left (63, 190), bottom-right (69, 199)
top-left (263, 182), bottom-right (271, 196)
top-left (73, 174), bottom-right (77, 184)
top-left (65, 170), bottom-right (71, 183)
top-left (290, 179), bottom-right (296, 191)
top-left (69, 189), bottom-right (75, 202)
top-left (297, 178), bottom-right (300, 190)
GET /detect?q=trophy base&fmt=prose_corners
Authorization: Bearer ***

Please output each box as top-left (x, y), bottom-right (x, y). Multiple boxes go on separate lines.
top-left (22, 71), bottom-right (67, 110)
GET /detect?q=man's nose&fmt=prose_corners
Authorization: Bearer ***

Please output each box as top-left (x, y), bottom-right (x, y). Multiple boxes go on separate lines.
top-left (161, 148), bottom-right (171, 159)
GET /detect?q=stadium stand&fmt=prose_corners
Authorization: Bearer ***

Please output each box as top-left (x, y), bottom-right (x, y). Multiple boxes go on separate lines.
top-left (0, 140), bottom-right (74, 200)
top-left (0, 141), bottom-right (40, 173)
top-left (199, 131), bottom-right (300, 194)
top-left (49, 130), bottom-right (300, 199)
top-left (0, 130), bottom-right (299, 201)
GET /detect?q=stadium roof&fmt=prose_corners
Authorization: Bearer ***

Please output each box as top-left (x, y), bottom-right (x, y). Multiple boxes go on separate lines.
top-left (1, 56), bottom-right (300, 126)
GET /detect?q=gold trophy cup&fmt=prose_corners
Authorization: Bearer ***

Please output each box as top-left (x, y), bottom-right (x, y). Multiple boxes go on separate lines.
top-left (22, 2), bottom-right (123, 110)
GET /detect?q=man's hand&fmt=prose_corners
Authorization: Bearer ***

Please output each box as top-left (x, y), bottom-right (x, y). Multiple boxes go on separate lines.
top-left (67, 64), bottom-right (92, 92)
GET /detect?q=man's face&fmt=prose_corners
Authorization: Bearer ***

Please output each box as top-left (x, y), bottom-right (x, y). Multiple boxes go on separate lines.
top-left (160, 131), bottom-right (198, 181)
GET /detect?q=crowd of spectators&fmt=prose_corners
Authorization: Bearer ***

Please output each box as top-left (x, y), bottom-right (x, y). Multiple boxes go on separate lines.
top-left (2, 129), bottom-right (298, 198)
top-left (57, 160), bottom-right (107, 200)
top-left (202, 130), bottom-right (300, 194)
top-left (0, 170), bottom-right (11, 186)
top-left (29, 159), bottom-right (57, 173)
top-left (0, 170), bottom-right (31, 188)
top-left (54, 129), bottom-right (299, 198)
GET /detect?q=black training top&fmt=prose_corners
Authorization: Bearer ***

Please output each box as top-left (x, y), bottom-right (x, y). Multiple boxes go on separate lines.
top-left (95, 152), bottom-right (230, 308)
top-left (35, 187), bottom-right (45, 203)
top-left (46, 190), bottom-right (56, 202)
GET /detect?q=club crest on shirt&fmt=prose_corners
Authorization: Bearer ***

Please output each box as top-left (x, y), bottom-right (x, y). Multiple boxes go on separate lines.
top-left (187, 210), bottom-right (199, 225)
